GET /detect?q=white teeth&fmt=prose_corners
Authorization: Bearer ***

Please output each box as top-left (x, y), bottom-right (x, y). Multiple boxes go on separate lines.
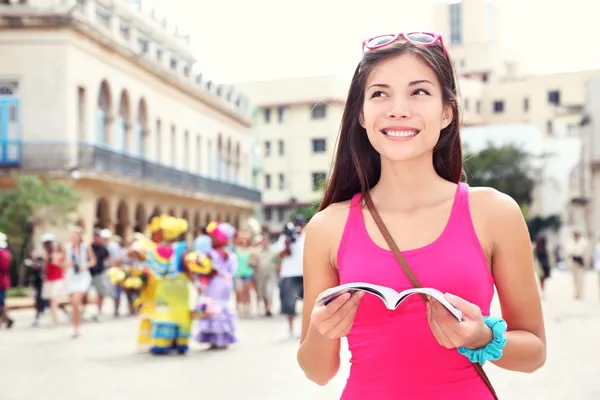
top-left (383, 130), bottom-right (419, 137)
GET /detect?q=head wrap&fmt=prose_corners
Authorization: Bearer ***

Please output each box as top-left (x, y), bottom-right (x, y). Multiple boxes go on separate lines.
top-left (206, 222), bottom-right (236, 247)
top-left (161, 216), bottom-right (188, 242)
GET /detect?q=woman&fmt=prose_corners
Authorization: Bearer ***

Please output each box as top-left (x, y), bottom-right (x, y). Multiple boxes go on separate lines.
top-left (193, 222), bottom-right (237, 349)
top-left (65, 227), bottom-right (96, 338)
top-left (297, 32), bottom-right (546, 399)
top-left (234, 230), bottom-right (254, 317)
top-left (40, 233), bottom-right (68, 327)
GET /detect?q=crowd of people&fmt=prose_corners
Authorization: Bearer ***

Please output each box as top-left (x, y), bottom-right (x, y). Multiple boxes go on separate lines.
top-left (0, 213), bottom-right (308, 349)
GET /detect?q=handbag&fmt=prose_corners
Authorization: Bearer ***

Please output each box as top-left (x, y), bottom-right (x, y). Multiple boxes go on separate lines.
top-left (363, 192), bottom-right (499, 400)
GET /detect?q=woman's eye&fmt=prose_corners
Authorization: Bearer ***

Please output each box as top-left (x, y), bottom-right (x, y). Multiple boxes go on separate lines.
top-left (413, 88), bottom-right (430, 96)
top-left (370, 91), bottom-right (386, 98)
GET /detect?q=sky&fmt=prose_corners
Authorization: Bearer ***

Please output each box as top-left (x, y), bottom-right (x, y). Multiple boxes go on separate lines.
top-left (139, 0), bottom-right (597, 84)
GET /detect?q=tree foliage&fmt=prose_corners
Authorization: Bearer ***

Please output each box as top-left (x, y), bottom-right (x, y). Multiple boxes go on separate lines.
top-left (0, 175), bottom-right (81, 287)
top-left (463, 142), bottom-right (537, 206)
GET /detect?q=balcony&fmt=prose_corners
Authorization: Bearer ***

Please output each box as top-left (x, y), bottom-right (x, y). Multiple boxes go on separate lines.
top-left (5, 142), bottom-right (261, 203)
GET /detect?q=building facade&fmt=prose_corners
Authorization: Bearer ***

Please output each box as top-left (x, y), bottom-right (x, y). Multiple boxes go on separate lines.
top-left (433, 0), bottom-right (599, 137)
top-left (0, 0), bottom-right (260, 243)
top-left (236, 76), bottom-right (348, 232)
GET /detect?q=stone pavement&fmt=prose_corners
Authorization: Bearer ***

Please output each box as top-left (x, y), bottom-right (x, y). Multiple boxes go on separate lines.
top-left (0, 270), bottom-right (599, 400)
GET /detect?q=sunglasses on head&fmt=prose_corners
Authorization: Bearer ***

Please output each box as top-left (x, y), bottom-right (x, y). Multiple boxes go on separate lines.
top-left (362, 32), bottom-right (447, 58)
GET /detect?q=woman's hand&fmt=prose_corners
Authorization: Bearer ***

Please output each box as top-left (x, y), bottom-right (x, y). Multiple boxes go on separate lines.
top-left (310, 291), bottom-right (364, 339)
top-left (427, 293), bottom-right (493, 350)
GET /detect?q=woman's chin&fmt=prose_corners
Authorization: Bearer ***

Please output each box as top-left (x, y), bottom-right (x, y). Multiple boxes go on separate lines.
top-left (378, 148), bottom-right (431, 164)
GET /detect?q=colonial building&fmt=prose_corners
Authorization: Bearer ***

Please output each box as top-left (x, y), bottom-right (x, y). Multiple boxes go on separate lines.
top-left (236, 75), bottom-right (348, 233)
top-left (0, 0), bottom-right (261, 242)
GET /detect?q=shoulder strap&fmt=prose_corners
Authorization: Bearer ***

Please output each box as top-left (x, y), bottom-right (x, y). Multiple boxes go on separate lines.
top-left (363, 191), bottom-right (499, 400)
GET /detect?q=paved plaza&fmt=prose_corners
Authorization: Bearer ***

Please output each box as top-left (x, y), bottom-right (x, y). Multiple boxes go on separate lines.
top-left (1, 270), bottom-right (599, 400)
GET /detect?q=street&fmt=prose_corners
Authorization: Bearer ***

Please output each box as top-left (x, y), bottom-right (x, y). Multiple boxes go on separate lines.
top-left (1, 270), bottom-right (599, 400)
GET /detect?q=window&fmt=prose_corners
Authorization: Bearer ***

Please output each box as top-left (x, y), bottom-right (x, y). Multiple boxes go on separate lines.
top-left (312, 138), bottom-right (326, 153)
top-left (170, 57), bottom-right (178, 70)
top-left (475, 101), bottom-right (481, 114)
top-left (449, 3), bottom-right (462, 45)
top-left (493, 100), bottom-right (504, 113)
top-left (156, 49), bottom-right (163, 62)
top-left (547, 120), bottom-right (553, 136)
top-left (278, 140), bottom-right (284, 156)
top-left (138, 38), bottom-right (149, 54)
top-left (277, 106), bottom-right (285, 123)
top-left (463, 98), bottom-right (469, 112)
top-left (263, 108), bottom-right (271, 124)
top-left (523, 98), bottom-right (529, 112)
top-left (277, 207), bottom-right (285, 222)
top-left (548, 90), bottom-right (560, 106)
top-left (312, 172), bottom-right (327, 191)
top-left (278, 173), bottom-right (285, 190)
top-left (311, 103), bottom-right (327, 120)
top-left (196, 135), bottom-right (202, 172)
top-left (264, 141), bottom-right (271, 157)
top-left (264, 173), bottom-right (271, 189)
top-left (264, 207), bottom-right (272, 221)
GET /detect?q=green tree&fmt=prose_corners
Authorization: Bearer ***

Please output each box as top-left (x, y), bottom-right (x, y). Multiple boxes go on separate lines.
top-left (463, 142), bottom-right (536, 206)
top-left (0, 175), bottom-right (81, 287)
top-left (294, 178), bottom-right (327, 221)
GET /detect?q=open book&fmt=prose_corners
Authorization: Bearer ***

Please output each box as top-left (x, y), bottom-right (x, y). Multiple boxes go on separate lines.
top-left (317, 282), bottom-right (464, 321)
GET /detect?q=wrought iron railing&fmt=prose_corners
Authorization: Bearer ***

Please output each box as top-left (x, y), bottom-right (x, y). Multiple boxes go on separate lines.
top-left (17, 142), bottom-right (261, 202)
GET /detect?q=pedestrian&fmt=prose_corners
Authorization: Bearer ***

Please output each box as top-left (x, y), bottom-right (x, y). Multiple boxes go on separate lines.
top-left (40, 234), bottom-right (69, 327)
top-left (565, 229), bottom-right (590, 300)
top-left (251, 232), bottom-right (278, 317)
top-left (594, 237), bottom-right (600, 299)
top-left (534, 235), bottom-right (551, 297)
top-left (0, 232), bottom-right (14, 329)
top-left (87, 229), bottom-right (114, 320)
top-left (65, 227), bottom-right (96, 338)
top-left (193, 222), bottom-right (238, 350)
top-left (297, 32), bottom-right (546, 399)
top-left (273, 215), bottom-right (305, 337)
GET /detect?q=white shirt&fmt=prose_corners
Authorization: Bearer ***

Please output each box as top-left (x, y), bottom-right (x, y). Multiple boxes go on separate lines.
top-left (274, 232), bottom-right (305, 278)
top-left (565, 236), bottom-right (590, 264)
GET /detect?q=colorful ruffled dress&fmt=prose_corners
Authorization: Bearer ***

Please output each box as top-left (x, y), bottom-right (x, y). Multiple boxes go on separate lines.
top-left (193, 248), bottom-right (237, 347)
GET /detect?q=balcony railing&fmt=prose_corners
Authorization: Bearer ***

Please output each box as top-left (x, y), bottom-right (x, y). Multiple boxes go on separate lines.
top-left (14, 142), bottom-right (261, 203)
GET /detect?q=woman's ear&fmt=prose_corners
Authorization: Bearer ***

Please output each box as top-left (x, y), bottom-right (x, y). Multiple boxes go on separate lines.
top-left (359, 112), bottom-right (365, 128)
top-left (441, 105), bottom-right (453, 130)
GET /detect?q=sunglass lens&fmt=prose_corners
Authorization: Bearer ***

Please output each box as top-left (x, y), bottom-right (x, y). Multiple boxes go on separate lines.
top-left (406, 33), bottom-right (436, 44)
top-left (366, 35), bottom-right (396, 49)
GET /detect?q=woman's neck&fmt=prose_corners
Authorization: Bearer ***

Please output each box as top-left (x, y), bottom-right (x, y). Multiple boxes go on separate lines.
top-left (370, 154), bottom-right (453, 211)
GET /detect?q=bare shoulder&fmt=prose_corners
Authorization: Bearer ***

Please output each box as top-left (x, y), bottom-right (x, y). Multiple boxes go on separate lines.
top-left (468, 186), bottom-right (524, 222)
top-left (306, 199), bottom-right (353, 266)
top-left (468, 186), bottom-right (528, 257)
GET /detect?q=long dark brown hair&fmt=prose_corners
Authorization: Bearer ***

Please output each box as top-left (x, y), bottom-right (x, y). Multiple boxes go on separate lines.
top-left (319, 39), bottom-right (463, 211)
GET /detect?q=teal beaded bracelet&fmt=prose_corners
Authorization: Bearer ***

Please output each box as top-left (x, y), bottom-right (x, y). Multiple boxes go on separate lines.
top-left (457, 316), bottom-right (507, 365)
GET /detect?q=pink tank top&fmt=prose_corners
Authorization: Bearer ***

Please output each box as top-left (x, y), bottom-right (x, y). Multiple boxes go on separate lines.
top-left (338, 183), bottom-right (495, 400)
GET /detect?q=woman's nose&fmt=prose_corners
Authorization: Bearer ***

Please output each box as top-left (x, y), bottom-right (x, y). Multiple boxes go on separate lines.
top-left (386, 98), bottom-right (411, 119)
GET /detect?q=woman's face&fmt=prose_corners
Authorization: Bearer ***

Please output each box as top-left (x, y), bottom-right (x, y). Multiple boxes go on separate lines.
top-left (70, 231), bottom-right (81, 244)
top-left (361, 53), bottom-right (452, 163)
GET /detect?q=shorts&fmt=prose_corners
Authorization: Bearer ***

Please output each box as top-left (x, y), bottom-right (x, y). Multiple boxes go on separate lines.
top-left (0, 289), bottom-right (5, 308)
top-left (279, 276), bottom-right (303, 317)
top-left (255, 269), bottom-right (276, 299)
top-left (42, 279), bottom-right (65, 300)
top-left (89, 273), bottom-right (114, 297)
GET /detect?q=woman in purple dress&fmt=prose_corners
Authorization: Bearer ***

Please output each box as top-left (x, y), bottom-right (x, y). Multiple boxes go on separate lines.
top-left (193, 222), bottom-right (237, 349)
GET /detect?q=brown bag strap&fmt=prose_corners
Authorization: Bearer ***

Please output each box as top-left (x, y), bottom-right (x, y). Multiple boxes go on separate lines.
top-left (363, 192), bottom-right (499, 400)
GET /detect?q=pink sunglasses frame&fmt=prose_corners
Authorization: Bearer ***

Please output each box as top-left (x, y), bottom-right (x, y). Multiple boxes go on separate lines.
top-left (362, 32), bottom-right (447, 58)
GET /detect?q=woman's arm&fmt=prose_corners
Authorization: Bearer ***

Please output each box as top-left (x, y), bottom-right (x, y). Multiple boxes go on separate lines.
top-left (485, 191), bottom-right (546, 373)
top-left (297, 208), bottom-right (344, 386)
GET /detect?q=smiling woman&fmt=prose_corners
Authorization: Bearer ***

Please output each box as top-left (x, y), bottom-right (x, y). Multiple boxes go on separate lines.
top-left (296, 32), bottom-right (546, 400)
